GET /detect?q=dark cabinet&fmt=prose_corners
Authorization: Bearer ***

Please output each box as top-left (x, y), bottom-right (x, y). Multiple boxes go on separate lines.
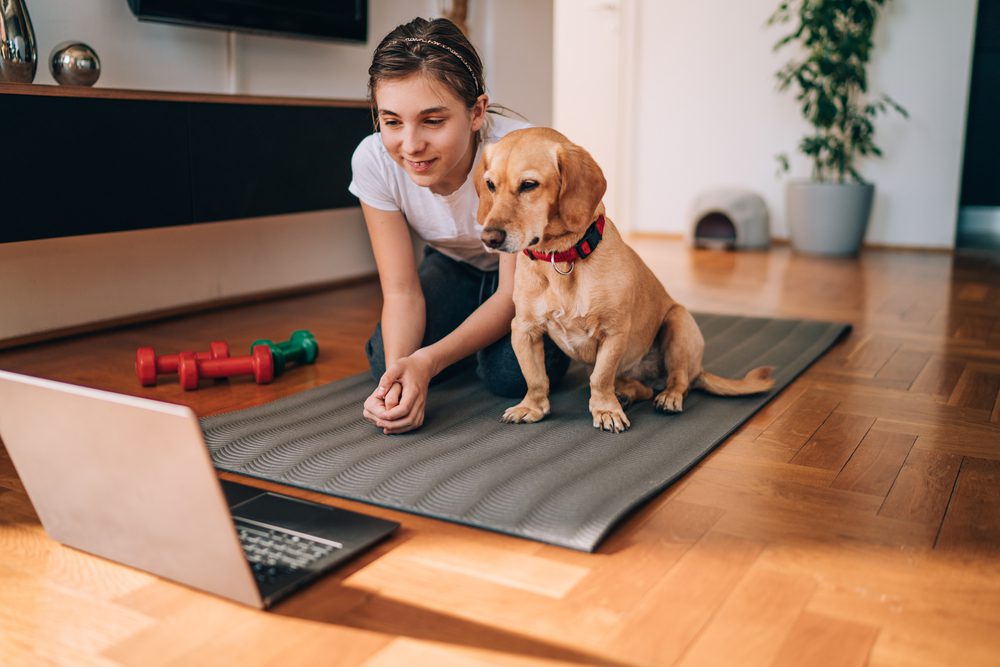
top-left (1, 89), bottom-right (371, 244)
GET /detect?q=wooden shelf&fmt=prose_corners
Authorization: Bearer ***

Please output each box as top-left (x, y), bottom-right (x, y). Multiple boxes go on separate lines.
top-left (0, 81), bottom-right (368, 108)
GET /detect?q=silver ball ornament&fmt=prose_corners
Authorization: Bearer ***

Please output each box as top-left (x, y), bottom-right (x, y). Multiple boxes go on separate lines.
top-left (49, 41), bottom-right (101, 87)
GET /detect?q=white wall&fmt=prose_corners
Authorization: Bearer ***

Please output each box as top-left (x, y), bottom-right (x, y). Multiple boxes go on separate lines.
top-left (28, 0), bottom-right (549, 120)
top-left (3, 0), bottom-right (553, 343)
top-left (554, 0), bottom-right (978, 249)
top-left (472, 0), bottom-right (554, 126)
top-left (553, 0), bottom-right (629, 221)
top-left (29, 0), bottom-right (436, 95)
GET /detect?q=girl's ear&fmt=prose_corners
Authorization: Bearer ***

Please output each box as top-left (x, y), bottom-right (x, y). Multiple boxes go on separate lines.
top-left (470, 93), bottom-right (489, 133)
top-left (556, 142), bottom-right (606, 230)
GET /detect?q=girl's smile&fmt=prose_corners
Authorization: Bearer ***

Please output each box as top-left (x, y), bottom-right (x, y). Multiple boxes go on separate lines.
top-left (375, 73), bottom-right (486, 195)
top-left (405, 157), bottom-right (438, 173)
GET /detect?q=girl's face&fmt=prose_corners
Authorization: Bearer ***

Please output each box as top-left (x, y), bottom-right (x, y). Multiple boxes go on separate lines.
top-left (375, 73), bottom-right (487, 196)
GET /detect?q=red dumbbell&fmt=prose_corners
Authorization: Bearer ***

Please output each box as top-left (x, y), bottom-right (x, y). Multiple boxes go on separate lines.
top-left (177, 345), bottom-right (274, 391)
top-left (136, 342), bottom-right (230, 386)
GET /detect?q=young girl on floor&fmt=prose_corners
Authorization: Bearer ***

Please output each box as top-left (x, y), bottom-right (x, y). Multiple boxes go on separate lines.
top-left (350, 17), bottom-right (567, 435)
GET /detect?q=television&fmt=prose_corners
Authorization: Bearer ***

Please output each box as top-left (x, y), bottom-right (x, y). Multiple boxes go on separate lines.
top-left (126, 0), bottom-right (368, 43)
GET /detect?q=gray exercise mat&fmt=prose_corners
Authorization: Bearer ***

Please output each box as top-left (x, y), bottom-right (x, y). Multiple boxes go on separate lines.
top-left (202, 314), bottom-right (849, 552)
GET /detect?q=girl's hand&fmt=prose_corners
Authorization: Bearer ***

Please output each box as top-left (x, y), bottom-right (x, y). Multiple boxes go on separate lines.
top-left (362, 380), bottom-right (401, 429)
top-left (362, 350), bottom-right (435, 434)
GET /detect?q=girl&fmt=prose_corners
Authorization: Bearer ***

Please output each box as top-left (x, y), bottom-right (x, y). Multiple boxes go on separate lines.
top-left (350, 17), bottom-right (568, 435)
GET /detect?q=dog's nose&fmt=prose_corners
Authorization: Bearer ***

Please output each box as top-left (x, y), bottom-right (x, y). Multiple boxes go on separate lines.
top-left (481, 228), bottom-right (506, 249)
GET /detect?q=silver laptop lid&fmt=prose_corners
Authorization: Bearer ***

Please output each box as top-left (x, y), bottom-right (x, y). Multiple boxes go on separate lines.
top-left (0, 370), bottom-right (262, 608)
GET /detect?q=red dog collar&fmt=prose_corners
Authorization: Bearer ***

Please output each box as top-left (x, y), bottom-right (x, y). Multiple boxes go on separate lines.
top-left (523, 215), bottom-right (606, 264)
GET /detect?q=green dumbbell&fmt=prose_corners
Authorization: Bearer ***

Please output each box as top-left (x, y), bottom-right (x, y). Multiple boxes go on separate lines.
top-left (250, 330), bottom-right (319, 376)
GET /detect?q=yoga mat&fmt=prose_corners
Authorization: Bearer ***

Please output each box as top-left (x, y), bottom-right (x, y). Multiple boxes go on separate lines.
top-left (202, 314), bottom-right (849, 552)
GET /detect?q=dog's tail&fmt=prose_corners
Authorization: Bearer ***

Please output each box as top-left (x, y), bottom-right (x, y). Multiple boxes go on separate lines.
top-left (695, 366), bottom-right (775, 396)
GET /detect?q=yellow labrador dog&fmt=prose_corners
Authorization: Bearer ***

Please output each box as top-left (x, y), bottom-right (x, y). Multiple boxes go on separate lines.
top-left (476, 127), bottom-right (774, 433)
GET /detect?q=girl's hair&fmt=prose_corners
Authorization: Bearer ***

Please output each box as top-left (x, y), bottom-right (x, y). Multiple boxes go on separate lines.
top-left (368, 17), bottom-right (484, 112)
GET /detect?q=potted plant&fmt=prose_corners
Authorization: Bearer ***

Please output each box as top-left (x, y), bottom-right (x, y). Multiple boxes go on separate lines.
top-left (769, 0), bottom-right (907, 256)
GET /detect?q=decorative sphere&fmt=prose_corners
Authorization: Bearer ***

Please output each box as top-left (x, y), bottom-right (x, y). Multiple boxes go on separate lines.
top-left (49, 42), bottom-right (101, 87)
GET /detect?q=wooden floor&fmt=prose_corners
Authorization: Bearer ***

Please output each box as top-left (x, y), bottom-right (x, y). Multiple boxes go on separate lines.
top-left (1, 240), bottom-right (998, 666)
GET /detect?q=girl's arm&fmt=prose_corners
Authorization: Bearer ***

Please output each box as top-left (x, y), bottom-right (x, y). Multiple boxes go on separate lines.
top-left (362, 199), bottom-right (516, 385)
top-left (413, 251), bottom-right (516, 377)
top-left (361, 202), bottom-right (425, 366)
top-left (370, 251), bottom-right (517, 435)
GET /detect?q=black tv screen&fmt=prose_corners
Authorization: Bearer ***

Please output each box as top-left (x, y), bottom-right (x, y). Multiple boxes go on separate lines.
top-left (127, 0), bottom-right (368, 43)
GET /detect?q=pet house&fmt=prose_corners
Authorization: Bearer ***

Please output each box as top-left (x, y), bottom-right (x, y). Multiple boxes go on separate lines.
top-left (690, 188), bottom-right (770, 250)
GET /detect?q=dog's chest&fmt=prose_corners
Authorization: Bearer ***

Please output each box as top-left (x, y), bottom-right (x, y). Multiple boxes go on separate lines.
top-left (530, 292), bottom-right (602, 362)
top-left (547, 322), bottom-right (599, 362)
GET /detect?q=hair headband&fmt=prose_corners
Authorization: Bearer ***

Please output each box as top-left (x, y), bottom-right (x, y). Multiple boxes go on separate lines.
top-left (396, 37), bottom-right (482, 95)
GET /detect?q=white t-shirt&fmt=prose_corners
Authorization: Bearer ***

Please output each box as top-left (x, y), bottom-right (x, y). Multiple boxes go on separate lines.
top-left (348, 113), bottom-right (529, 271)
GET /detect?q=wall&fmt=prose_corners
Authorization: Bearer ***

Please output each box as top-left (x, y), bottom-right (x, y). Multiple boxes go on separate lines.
top-left (29, 0), bottom-right (435, 94)
top-left (553, 0), bottom-right (632, 222)
top-left (553, 0), bottom-right (978, 248)
top-left (2, 0), bottom-right (552, 344)
top-left (472, 0), bottom-right (554, 126)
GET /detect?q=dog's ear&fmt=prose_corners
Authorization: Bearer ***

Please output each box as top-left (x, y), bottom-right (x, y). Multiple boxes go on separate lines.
top-left (474, 144), bottom-right (494, 226)
top-left (556, 142), bottom-right (607, 229)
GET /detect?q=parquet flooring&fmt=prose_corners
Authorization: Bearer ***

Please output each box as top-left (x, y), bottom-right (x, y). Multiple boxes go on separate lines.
top-left (1, 240), bottom-right (998, 666)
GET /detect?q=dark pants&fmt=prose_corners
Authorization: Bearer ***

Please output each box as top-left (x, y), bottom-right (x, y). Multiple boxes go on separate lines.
top-left (366, 247), bottom-right (570, 398)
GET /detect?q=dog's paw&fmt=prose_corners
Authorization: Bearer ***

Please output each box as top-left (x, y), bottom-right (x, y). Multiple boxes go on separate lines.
top-left (654, 391), bottom-right (684, 413)
top-left (592, 408), bottom-right (631, 433)
top-left (501, 404), bottom-right (547, 424)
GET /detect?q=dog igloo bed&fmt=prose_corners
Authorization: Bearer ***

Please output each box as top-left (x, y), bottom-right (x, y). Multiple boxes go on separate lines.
top-left (689, 188), bottom-right (770, 250)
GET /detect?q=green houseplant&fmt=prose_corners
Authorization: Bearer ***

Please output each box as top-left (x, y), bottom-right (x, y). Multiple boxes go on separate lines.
top-left (769, 0), bottom-right (907, 255)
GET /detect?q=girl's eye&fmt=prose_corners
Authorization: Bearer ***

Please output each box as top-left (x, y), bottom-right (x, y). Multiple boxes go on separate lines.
top-left (381, 119), bottom-right (400, 127)
top-left (519, 181), bottom-right (539, 193)
top-left (425, 118), bottom-right (445, 126)
top-left (485, 179), bottom-right (496, 193)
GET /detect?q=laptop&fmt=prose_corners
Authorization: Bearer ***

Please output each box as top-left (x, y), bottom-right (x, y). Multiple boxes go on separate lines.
top-left (0, 370), bottom-right (399, 609)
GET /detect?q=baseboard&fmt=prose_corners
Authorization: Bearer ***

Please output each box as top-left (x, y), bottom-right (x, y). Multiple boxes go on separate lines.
top-left (626, 231), bottom-right (686, 241)
top-left (625, 231), bottom-right (954, 253)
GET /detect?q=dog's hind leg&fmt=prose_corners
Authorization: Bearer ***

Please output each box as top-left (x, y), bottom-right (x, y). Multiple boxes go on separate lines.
top-left (615, 376), bottom-right (653, 410)
top-left (655, 371), bottom-right (689, 413)
top-left (654, 305), bottom-right (705, 414)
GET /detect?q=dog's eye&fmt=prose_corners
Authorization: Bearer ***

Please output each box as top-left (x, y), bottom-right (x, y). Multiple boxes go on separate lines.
top-left (519, 180), bottom-right (539, 193)
top-left (485, 179), bottom-right (496, 193)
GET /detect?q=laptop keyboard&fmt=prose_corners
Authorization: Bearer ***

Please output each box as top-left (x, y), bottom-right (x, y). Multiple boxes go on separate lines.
top-left (236, 518), bottom-right (342, 585)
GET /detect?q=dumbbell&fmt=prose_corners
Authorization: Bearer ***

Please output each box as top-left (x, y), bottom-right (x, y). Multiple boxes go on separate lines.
top-left (136, 342), bottom-right (230, 386)
top-left (250, 330), bottom-right (319, 376)
top-left (177, 345), bottom-right (274, 391)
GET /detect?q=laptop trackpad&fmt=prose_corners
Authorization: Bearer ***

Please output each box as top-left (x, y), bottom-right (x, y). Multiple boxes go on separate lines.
top-left (231, 492), bottom-right (398, 547)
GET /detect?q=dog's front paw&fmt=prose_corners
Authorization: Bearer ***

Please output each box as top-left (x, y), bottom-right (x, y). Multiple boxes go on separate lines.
top-left (501, 402), bottom-right (548, 424)
top-left (654, 390), bottom-right (684, 413)
top-left (592, 408), bottom-right (631, 433)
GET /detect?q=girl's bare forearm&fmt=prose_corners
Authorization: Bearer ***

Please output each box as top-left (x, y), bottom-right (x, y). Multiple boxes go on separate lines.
top-left (380, 293), bottom-right (426, 368)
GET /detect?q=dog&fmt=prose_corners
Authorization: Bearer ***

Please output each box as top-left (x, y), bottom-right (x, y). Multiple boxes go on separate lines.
top-left (475, 127), bottom-right (775, 433)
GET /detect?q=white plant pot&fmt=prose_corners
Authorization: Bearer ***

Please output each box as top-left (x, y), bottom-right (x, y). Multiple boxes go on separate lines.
top-left (786, 181), bottom-right (875, 256)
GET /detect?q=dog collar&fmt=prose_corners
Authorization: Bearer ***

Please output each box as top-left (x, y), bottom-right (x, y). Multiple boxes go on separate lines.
top-left (523, 215), bottom-right (606, 266)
